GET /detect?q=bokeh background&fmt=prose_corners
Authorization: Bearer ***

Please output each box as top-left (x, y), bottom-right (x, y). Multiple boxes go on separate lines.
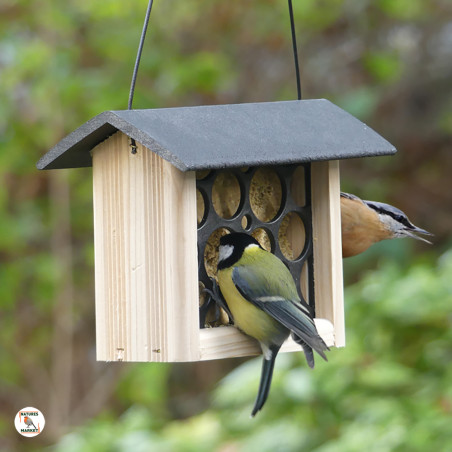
top-left (1, 0), bottom-right (451, 450)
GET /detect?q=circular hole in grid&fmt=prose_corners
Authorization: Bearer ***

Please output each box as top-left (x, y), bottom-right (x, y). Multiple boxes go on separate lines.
top-left (241, 214), bottom-right (252, 231)
top-left (278, 212), bottom-right (305, 261)
top-left (251, 228), bottom-right (272, 253)
top-left (196, 169), bottom-right (211, 180)
top-left (249, 168), bottom-right (282, 222)
top-left (212, 171), bottom-right (241, 219)
top-left (290, 166), bottom-right (306, 207)
top-left (197, 188), bottom-right (207, 227)
top-left (204, 227), bottom-right (230, 279)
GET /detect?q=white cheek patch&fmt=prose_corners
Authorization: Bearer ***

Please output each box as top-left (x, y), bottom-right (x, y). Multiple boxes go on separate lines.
top-left (379, 213), bottom-right (400, 234)
top-left (219, 244), bottom-right (234, 262)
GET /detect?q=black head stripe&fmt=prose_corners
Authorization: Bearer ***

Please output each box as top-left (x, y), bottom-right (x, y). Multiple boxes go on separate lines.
top-left (217, 233), bottom-right (261, 270)
top-left (364, 201), bottom-right (415, 229)
top-left (219, 232), bottom-right (260, 249)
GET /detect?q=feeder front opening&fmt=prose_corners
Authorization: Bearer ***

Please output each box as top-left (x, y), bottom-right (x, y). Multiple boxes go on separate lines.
top-left (197, 164), bottom-right (314, 328)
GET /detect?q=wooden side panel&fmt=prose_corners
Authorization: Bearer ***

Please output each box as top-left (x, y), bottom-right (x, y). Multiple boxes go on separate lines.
top-left (311, 160), bottom-right (345, 347)
top-left (92, 131), bottom-right (199, 362)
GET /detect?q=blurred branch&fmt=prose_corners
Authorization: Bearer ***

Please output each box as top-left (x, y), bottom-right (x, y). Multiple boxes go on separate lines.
top-left (71, 364), bottom-right (125, 424)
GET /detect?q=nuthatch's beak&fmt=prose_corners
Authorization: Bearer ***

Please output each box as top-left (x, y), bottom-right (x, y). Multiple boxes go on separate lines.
top-left (402, 225), bottom-right (433, 244)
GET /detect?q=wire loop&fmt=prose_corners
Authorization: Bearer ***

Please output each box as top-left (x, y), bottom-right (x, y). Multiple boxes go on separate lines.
top-left (128, 1), bottom-right (302, 107)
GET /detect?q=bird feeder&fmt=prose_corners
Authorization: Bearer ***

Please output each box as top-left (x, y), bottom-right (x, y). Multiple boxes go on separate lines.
top-left (37, 99), bottom-right (396, 362)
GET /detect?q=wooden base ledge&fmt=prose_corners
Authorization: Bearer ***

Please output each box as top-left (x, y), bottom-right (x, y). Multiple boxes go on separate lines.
top-left (199, 318), bottom-right (336, 361)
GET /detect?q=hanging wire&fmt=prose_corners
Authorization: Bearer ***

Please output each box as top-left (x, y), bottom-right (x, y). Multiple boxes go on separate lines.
top-left (128, 0), bottom-right (154, 110)
top-left (128, 1), bottom-right (300, 107)
top-left (288, 0), bottom-right (302, 100)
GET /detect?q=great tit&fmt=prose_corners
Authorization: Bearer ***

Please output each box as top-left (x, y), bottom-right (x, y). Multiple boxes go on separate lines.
top-left (217, 232), bottom-right (328, 416)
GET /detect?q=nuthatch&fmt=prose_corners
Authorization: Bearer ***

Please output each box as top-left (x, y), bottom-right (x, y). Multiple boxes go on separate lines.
top-left (341, 192), bottom-right (432, 258)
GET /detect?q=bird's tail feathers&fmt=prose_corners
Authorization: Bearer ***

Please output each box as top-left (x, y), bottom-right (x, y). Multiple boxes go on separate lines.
top-left (303, 343), bottom-right (315, 369)
top-left (251, 350), bottom-right (277, 417)
top-left (291, 332), bottom-right (328, 368)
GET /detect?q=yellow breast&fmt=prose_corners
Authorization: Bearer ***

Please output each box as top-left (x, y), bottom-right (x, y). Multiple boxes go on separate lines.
top-left (217, 266), bottom-right (286, 344)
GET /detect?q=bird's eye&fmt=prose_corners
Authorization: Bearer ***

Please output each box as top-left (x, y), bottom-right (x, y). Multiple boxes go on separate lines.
top-left (394, 214), bottom-right (413, 228)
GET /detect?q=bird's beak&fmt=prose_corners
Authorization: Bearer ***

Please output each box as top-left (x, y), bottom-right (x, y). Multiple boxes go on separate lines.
top-left (403, 225), bottom-right (433, 244)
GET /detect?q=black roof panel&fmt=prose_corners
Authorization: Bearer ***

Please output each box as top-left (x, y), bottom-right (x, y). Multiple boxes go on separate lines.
top-left (37, 99), bottom-right (396, 171)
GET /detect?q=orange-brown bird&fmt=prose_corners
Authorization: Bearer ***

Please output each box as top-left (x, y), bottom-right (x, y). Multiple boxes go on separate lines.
top-left (24, 416), bottom-right (37, 429)
top-left (341, 192), bottom-right (432, 257)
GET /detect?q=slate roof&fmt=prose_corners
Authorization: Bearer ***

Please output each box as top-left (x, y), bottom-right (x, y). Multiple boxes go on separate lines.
top-left (37, 99), bottom-right (396, 171)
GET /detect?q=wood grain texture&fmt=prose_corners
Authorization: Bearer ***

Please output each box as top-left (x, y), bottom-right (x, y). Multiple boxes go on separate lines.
top-left (311, 160), bottom-right (345, 347)
top-left (92, 131), bottom-right (199, 362)
top-left (91, 133), bottom-right (344, 362)
top-left (199, 319), bottom-right (335, 361)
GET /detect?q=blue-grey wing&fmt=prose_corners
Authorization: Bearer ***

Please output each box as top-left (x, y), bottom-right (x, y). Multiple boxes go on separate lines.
top-left (232, 266), bottom-right (328, 361)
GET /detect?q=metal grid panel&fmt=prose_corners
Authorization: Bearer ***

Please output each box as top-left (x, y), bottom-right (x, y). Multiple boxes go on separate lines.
top-left (197, 164), bottom-right (314, 326)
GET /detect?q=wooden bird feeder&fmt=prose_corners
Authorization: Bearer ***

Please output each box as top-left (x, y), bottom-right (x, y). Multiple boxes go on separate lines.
top-left (37, 99), bottom-right (396, 362)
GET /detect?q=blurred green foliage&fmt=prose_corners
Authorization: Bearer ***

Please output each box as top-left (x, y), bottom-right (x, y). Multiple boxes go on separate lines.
top-left (0, 0), bottom-right (451, 450)
top-left (50, 251), bottom-right (452, 451)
